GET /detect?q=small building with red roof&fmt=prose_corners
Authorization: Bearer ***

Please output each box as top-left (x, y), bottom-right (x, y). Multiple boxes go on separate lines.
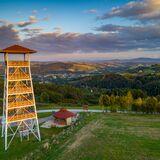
top-left (53, 108), bottom-right (77, 126)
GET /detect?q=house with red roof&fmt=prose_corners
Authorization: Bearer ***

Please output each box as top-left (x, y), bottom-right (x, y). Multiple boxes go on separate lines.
top-left (53, 108), bottom-right (77, 126)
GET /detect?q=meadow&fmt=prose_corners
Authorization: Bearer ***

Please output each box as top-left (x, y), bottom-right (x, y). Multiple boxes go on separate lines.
top-left (0, 112), bottom-right (160, 160)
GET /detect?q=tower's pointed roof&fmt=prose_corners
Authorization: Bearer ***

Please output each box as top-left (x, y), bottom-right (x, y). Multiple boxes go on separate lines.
top-left (0, 44), bottom-right (36, 54)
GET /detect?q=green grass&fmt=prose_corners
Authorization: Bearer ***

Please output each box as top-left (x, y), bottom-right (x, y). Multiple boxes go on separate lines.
top-left (0, 112), bottom-right (62, 160)
top-left (39, 113), bottom-right (160, 160)
top-left (0, 126), bottom-right (63, 160)
top-left (37, 112), bottom-right (52, 118)
top-left (0, 113), bottom-right (160, 160)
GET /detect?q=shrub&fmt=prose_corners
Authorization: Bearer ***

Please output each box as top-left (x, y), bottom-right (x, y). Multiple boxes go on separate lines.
top-left (110, 105), bottom-right (118, 112)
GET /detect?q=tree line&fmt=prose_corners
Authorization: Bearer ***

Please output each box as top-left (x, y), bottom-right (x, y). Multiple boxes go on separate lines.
top-left (99, 91), bottom-right (160, 114)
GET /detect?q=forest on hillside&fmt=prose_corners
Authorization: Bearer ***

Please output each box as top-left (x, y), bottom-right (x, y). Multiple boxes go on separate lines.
top-left (0, 73), bottom-right (160, 114)
top-left (71, 73), bottom-right (160, 96)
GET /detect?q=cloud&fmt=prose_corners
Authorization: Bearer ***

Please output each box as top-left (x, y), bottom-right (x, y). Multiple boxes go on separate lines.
top-left (17, 15), bottom-right (38, 27)
top-left (17, 15), bottom-right (49, 27)
top-left (0, 25), bottom-right (20, 48)
top-left (84, 9), bottom-right (98, 14)
top-left (0, 19), bottom-right (11, 26)
top-left (29, 16), bottom-right (37, 22)
top-left (96, 24), bottom-right (122, 32)
top-left (17, 21), bottom-right (33, 27)
top-left (21, 28), bottom-right (43, 37)
top-left (0, 19), bottom-right (7, 25)
top-left (94, 0), bottom-right (160, 55)
top-left (99, 0), bottom-right (160, 23)
top-left (0, 24), bottom-right (159, 59)
top-left (53, 27), bottom-right (62, 33)
top-left (22, 25), bottom-right (160, 54)
top-left (96, 24), bottom-right (160, 41)
top-left (0, 1), bottom-right (160, 58)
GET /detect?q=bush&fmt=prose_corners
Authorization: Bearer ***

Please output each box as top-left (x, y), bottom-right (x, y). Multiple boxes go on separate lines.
top-left (109, 105), bottom-right (118, 112)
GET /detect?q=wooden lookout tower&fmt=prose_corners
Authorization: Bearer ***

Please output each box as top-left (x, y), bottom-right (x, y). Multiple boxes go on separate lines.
top-left (0, 45), bottom-right (41, 150)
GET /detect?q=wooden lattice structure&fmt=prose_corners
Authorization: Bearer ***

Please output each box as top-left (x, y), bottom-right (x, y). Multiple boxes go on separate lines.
top-left (0, 45), bottom-right (41, 150)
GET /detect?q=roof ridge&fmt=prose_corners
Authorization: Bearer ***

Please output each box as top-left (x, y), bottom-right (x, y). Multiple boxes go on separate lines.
top-left (0, 44), bottom-right (36, 54)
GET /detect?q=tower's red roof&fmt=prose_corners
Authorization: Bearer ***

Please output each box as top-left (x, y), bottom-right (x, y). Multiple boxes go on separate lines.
top-left (53, 108), bottom-right (76, 119)
top-left (0, 45), bottom-right (36, 54)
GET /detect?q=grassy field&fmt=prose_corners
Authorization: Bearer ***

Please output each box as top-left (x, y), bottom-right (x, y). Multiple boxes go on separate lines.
top-left (0, 113), bottom-right (160, 160)
top-left (37, 112), bottom-right (52, 118)
top-left (0, 112), bottom-right (63, 160)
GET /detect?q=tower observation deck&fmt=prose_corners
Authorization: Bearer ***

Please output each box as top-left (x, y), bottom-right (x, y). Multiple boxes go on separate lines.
top-left (0, 45), bottom-right (41, 150)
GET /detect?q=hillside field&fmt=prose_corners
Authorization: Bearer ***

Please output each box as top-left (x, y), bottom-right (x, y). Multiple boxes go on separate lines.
top-left (0, 113), bottom-right (160, 160)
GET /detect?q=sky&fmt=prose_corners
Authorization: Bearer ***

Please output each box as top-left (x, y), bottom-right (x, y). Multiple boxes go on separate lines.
top-left (0, 0), bottom-right (160, 61)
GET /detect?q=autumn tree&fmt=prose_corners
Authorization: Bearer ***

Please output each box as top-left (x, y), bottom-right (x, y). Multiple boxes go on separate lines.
top-left (156, 102), bottom-right (160, 113)
top-left (145, 97), bottom-right (158, 113)
top-left (99, 94), bottom-right (110, 112)
top-left (132, 97), bottom-right (143, 112)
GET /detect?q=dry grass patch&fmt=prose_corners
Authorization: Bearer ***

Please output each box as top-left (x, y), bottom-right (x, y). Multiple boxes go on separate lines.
top-left (67, 118), bottom-right (104, 151)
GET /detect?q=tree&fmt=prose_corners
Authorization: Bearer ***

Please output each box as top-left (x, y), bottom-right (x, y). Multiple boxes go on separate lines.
top-left (156, 95), bottom-right (160, 101)
top-left (145, 97), bottom-right (158, 113)
top-left (132, 98), bottom-right (143, 112)
top-left (156, 102), bottom-right (160, 113)
top-left (99, 94), bottom-right (110, 111)
top-left (118, 91), bottom-right (133, 111)
top-left (40, 92), bottom-right (49, 103)
top-left (118, 96), bottom-right (127, 111)
top-left (131, 89), bottom-right (147, 99)
top-left (48, 92), bottom-right (63, 103)
top-left (126, 91), bottom-right (133, 109)
top-left (109, 94), bottom-right (118, 112)
top-left (110, 94), bottom-right (116, 106)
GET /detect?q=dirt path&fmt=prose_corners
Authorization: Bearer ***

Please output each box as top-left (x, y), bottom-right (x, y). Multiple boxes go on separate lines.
top-left (58, 117), bottom-right (104, 160)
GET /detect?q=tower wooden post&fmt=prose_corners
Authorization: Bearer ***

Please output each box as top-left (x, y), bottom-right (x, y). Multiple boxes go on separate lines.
top-left (0, 45), bottom-right (41, 150)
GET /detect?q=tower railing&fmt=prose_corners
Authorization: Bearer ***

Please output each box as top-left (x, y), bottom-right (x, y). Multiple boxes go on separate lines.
top-left (8, 61), bottom-right (29, 67)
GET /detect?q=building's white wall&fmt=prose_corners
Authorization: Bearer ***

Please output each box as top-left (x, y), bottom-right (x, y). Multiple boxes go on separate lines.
top-left (66, 117), bottom-right (72, 125)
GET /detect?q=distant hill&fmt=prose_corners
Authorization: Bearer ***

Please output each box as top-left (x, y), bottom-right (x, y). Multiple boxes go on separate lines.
top-left (30, 58), bottom-right (160, 74)
top-left (102, 58), bottom-right (160, 64)
top-left (31, 62), bottom-right (99, 74)
top-left (0, 57), bottom-right (160, 75)
top-left (122, 58), bottom-right (160, 64)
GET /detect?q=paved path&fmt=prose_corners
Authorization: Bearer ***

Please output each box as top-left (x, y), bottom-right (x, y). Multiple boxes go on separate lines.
top-left (38, 109), bottom-right (103, 113)
top-left (38, 116), bottom-right (52, 124)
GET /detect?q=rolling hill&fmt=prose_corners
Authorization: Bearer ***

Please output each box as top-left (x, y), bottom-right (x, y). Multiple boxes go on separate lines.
top-left (30, 62), bottom-right (99, 74)
top-left (0, 58), bottom-right (160, 75)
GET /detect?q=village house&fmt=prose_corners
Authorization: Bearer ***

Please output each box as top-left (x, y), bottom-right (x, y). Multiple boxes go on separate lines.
top-left (53, 108), bottom-right (77, 127)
